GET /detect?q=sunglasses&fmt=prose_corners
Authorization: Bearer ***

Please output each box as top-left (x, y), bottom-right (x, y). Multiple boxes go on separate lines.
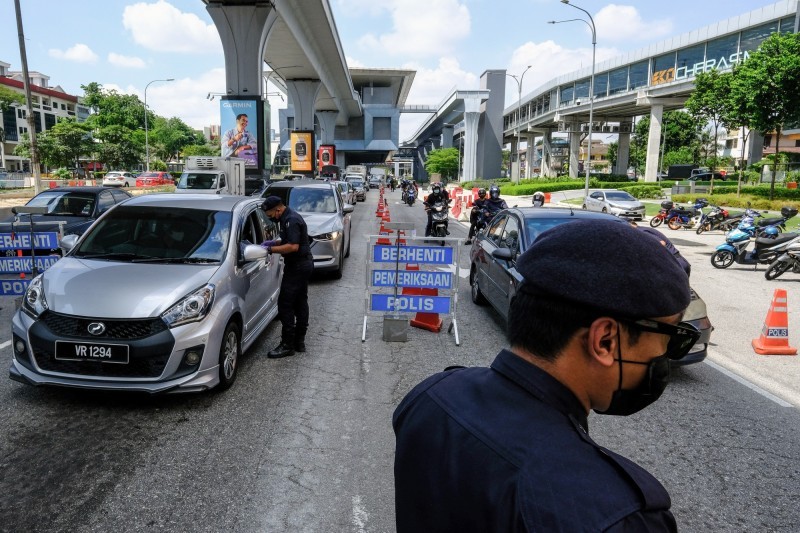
top-left (619, 318), bottom-right (702, 361)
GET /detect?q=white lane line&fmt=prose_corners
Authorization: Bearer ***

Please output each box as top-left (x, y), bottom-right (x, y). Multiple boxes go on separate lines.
top-left (351, 495), bottom-right (369, 533)
top-left (704, 359), bottom-right (793, 407)
top-left (0, 340), bottom-right (11, 350)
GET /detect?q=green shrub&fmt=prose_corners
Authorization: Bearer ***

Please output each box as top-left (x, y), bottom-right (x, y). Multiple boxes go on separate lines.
top-left (52, 168), bottom-right (71, 179)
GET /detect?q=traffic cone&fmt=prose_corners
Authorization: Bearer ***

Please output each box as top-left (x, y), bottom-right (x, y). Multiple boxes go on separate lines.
top-left (752, 289), bottom-right (797, 355)
top-left (403, 264), bottom-right (443, 333)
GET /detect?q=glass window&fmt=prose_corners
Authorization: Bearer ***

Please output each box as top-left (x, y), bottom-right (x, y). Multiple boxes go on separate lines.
top-left (287, 187), bottom-right (337, 213)
top-left (559, 84), bottom-right (574, 107)
top-left (26, 191), bottom-right (96, 217)
top-left (629, 61), bottom-right (648, 89)
top-left (651, 53), bottom-right (676, 85)
top-left (676, 44), bottom-right (706, 80)
top-left (780, 18), bottom-right (795, 34)
top-left (741, 22), bottom-right (779, 53)
top-left (705, 34), bottom-right (740, 71)
top-left (593, 72), bottom-right (608, 98)
top-left (608, 67), bottom-right (628, 94)
top-left (486, 215), bottom-right (507, 245)
top-left (574, 79), bottom-right (590, 99)
top-left (97, 191), bottom-right (114, 213)
top-left (500, 216), bottom-right (520, 253)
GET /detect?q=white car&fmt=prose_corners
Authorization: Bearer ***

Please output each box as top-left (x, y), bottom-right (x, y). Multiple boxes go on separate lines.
top-left (582, 189), bottom-right (646, 221)
top-left (102, 171), bottom-right (137, 187)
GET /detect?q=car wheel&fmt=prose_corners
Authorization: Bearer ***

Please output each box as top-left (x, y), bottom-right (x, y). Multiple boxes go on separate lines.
top-left (601, 207), bottom-right (607, 213)
top-left (710, 250), bottom-right (735, 269)
top-left (470, 267), bottom-right (487, 306)
top-left (765, 260), bottom-right (792, 281)
top-left (344, 231), bottom-right (351, 258)
top-left (217, 321), bottom-right (241, 391)
top-left (330, 241), bottom-right (344, 279)
top-left (582, 204), bottom-right (587, 210)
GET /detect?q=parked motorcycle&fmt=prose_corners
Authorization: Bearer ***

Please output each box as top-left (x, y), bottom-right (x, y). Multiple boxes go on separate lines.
top-left (765, 241), bottom-right (800, 280)
top-left (696, 204), bottom-right (731, 234)
top-left (667, 199), bottom-right (708, 230)
top-left (429, 201), bottom-right (450, 238)
top-left (710, 226), bottom-right (798, 269)
top-left (649, 200), bottom-right (675, 228)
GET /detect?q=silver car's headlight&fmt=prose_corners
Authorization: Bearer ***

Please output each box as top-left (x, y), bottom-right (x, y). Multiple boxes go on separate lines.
top-left (161, 284), bottom-right (215, 328)
top-left (313, 231), bottom-right (341, 241)
top-left (22, 274), bottom-right (48, 318)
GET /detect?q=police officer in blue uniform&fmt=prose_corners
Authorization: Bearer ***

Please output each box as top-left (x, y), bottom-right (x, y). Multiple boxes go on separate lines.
top-left (393, 219), bottom-right (700, 532)
top-left (261, 196), bottom-right (314, 358)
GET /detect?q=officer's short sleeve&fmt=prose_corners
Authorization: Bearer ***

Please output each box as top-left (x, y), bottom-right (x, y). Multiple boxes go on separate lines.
top-left (284, 217), bottom-right (303, 245)
top-left (604, 509), bottom-right (677, 532)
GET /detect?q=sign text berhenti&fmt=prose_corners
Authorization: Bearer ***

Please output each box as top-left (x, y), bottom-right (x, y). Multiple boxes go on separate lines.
top-left (0, 231), bottom-right (61, 296)
top-left (369, 245), bottom-right (454, 314)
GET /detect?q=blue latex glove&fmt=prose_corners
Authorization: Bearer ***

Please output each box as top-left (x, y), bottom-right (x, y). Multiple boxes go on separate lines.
top-left (261, 239), bottom-right (278, 249)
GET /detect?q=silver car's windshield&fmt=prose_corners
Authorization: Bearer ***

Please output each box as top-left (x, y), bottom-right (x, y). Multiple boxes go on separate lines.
top-left (73, 206), bottom-right (232, 262)
top-left (25, 191), bottom-right (95, 217)
top-left (605, 191), bottom-right (636, 201)
top-left (287, 188), bottom-right (338, 214)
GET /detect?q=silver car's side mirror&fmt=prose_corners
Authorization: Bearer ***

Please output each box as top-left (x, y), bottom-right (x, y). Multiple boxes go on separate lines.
top-left (343, 204), bottom-right (355, 213)
top-left (242, 244), bottom-right (268, 262)
top-left (60, 234), bottom-right (79, 253)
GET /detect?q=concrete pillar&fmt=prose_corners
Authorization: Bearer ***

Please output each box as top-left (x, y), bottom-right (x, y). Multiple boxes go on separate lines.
top-left (441, 125), bottom-right (454, 148)
top-left (206, 3), bottom-right (275, 97)
top-left (748, 132), bottom-right (764, 167)
top-left (510, 137), bottom-right (519, 182)
top-left (286, 80), bottom-right (322, 131)
top-left (477, 70), bottom-right (506, 180)
top-left (615, 133), bottom-right (631, 175)
top-left (541, 131), bottom-right (554, 178)
top-left (569, 133), bottom-right (580, 178)
top-left (524, 134), bottom-right (536, 178)
top-left (644, 105), bottom-right (663, 182)
top-left (462, 96), bottom-right (481, 182)
top-left (316, 111), bottom-right (337, 145)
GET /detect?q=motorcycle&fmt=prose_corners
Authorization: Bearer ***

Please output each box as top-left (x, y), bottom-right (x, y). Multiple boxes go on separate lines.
top-left (649, 200), bottom-right (675, 228)
top-left (667, 199), bottom-right (708, 230)
top-left (429, 200), bottom-right (450, 238)
top-left (696, 204), bottom-right (732, 234)
top-left (710, 226), bottom-right (798, 269)
top-left (765, 241), bottom-right (800, 280)
top-left (406, 187), bottom-right (416, 206)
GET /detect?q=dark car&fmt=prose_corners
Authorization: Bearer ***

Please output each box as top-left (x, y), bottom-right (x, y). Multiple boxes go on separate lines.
top-left (468, 207), bottom-right (713, 364)
top-left (688, 172), bottom-right (726, 181)
top-left (1, 187), bottom-right (133, 250)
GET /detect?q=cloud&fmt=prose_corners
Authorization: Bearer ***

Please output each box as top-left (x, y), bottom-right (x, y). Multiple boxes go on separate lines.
top-left (595, 4), bottom-right (672, 42)
top-left (108, 53), bottom-right (147, 69)
top-left (357, 0), bottom-right (470, 59)
top-left (345, 56), bottom-right (366, 68)
top-left (506, 40), bottom-right (620, 105)
top-left (399, 57), bottom-right (478, 141)
top-left (48, 44), bottom-right (98, 64)
top-left (122, 0), bottom-right (221, 54)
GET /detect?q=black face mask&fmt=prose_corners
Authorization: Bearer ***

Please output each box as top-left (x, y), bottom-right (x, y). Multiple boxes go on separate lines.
top-left (595, 328), bottom-right (672, 416)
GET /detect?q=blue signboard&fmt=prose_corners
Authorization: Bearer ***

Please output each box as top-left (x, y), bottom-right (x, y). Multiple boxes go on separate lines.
top-left (372, 245), bottom-right (453, 264)
top-left (0, 279), bottom-right (31, 296)
top-left (0, 232), bottom-right (59, 251)
top-left (370, 294), bottom-right (451, 314)
top-left (371, 269), bottom-right (452, 289)
top-left (0, 255), bottom-right (60, 274)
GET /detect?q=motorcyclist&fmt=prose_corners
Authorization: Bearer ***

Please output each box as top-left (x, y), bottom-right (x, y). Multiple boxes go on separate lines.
top-left (532, 191), bottom-right (546, 207)
top-left (486, 185), bottom-right (508, 216)
top-left (465, 188), bottom-right (490, 244)
top-left (424, 183), bottom-right (450, 237)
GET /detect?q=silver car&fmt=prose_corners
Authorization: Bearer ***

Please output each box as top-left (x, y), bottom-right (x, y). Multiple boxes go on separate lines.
top-left (334, 180), bottom-right (356, 206)
top-left (9, 194), bottom-right (283, 393)
top-left (583, 189), bottom-right (646, 220)
top-left (263, 180), bottom-right (353, 279)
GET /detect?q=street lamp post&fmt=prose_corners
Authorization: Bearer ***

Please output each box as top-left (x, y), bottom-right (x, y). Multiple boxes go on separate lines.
top-left (506, 66), bottom-right (532, 184)
top-left (144, 78), bottom-right (174, 171)
top-left (552, 0), bottom-right (596, 197)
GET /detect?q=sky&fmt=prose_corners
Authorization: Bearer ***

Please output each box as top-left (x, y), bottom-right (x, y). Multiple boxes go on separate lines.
top-left (0, 0), bottom-right (777, 141)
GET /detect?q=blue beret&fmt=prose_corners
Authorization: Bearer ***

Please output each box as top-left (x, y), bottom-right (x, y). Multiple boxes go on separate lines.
top-left (516, 219), bottom-right (690, 318)
top-left (262, 195), bottom-right (282, 211)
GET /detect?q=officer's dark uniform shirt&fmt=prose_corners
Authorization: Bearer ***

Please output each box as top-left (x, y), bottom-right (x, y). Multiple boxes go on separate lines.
top-left (277, 206), bottom-right (311, 265)
top-left (393, 349), bottom-right (677, 533)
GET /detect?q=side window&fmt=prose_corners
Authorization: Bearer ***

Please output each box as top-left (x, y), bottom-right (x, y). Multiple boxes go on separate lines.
top-left (255, 208), bottom-right (277, 240)
top-left (111, 190), bottom-right (130, 203)
top-left (97, 191), bottom-right (114, 213)
top-left (486, 215), bottom-right (507, 245)
top-left (591, 191), bottom-right (603, 200)
top-left (500, 216), bottom-right (520, 253)
top-left (239, 211), bottom-right (262, 246)
top-left (219, 174), bottom-right (226, 188)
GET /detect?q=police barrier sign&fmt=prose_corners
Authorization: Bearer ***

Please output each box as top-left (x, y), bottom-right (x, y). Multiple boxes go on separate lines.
top-left (0, 255), bottom-right (60, 274)
top-left (372, 245), bottom-right (453, 264)
top-left (370, 294), bottom-right (451, 314)
top-left (0, 232), bottom-right (59, 251)
top-left (0, 279), bottom-right (31, 296)
top-left (371, 269), bottom-right (452, 289)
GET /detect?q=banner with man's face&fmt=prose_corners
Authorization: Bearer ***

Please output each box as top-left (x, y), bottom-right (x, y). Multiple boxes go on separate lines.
top-left (220, 99), bottom-right (259, 168)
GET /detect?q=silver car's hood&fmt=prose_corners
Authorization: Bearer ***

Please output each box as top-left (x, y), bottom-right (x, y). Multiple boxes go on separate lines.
top-left (300, 213), bottom-right (343, 237)
top-left (42, 257), bottom-right (220, 318)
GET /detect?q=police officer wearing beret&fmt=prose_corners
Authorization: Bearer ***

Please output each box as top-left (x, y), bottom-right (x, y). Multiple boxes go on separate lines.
top-left (393, 219), bottom-right (701, 532)
top-left (261, 196), bottom-right (314, 358)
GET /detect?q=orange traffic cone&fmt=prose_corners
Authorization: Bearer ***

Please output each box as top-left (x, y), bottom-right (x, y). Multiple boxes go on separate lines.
top-left (752, 289), bottom-right (797, 355)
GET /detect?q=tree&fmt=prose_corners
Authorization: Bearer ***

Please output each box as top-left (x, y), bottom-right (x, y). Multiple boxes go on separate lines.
top-left (606, 141), bottom-right (618, 170)
top-left (686, 69), bottom-right (732, 192)
top-left (731, 31), bottom-right (800, 199)
top-left (424, 148), bottom-right (459, 181)
top-left (630, 111), bottom-right (703, 172)
top-left (95, 124), bottom-right (142, 170)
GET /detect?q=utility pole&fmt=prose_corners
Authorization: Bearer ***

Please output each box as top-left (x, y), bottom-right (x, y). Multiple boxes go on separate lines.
top-left (15, 0), bottom-right (40, 193)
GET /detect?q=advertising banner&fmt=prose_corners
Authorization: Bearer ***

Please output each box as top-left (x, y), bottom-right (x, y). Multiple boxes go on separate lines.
top-left (318, 144), bottom-right (336, 169)
top-left (220, 99), bottom-right (260, 168)
top-left (291, 131), bottom-right (314, 173)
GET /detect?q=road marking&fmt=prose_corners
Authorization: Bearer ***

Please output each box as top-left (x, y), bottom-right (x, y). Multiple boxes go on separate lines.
top-left (351, 495), bottom-right (369, 533)
top-left (0, 340), bottom-right (10, 350)
top-left (704, 359), bottom-right (793, 407)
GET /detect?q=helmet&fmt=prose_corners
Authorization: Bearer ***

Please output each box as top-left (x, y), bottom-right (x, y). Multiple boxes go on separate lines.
top-left (532, 191), bottom-right (545, 205)
top-left (762, 226), bottom-right (780, 238)
top-left (432, 183), bottom-right (441, 194)
top-left (477, 188), bottom-right (487, 199)
top-left (489, 185), bottom-right (500, 199)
